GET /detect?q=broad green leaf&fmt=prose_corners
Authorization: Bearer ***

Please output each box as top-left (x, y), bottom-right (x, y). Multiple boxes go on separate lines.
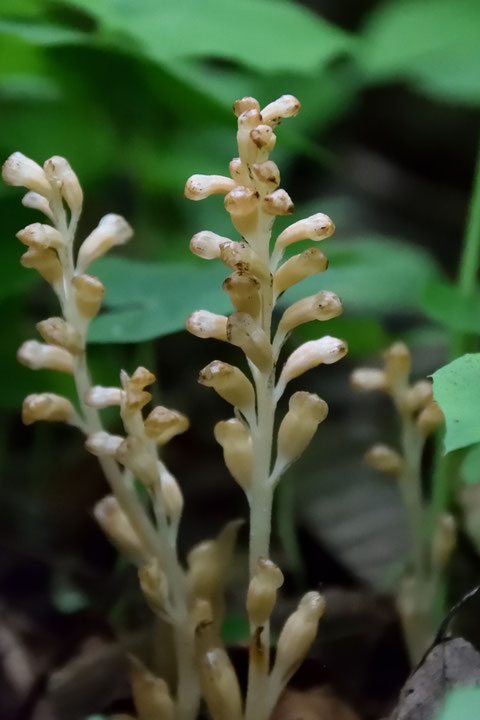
top-left (432, 354), bottom-right (480, 452)
top-left (361, 0), bottom-right (480, 105)
top-left (461, 443), bottom-right (480, 485)
top-left (0, 19), bottom-right (87, 46)
top-left (421, 279), bottom-right (480, 334)
top-left (61, 0), bottom-right (352, 74)
top-left (436, 686), bottom-right (480, 720)
top-left (285, 236), bottom-right (439, 313)
top-left (89, 257), bottom-right (230, 343)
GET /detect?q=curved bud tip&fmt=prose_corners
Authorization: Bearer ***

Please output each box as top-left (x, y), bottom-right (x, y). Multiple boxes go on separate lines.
top-left (233, 96), bottom-right (260, 117)
top-left (261, 95), bottom-right (301, 126)
top-left (185, 174), bottom-right (235, 201)
top-left (2, 152), bottom-right (51, 196)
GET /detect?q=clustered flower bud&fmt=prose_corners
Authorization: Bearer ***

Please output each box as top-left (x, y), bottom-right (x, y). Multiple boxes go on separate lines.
top-left (77, 213), bottom-right (133, 273)
top-left (214, 418), bottom-right (252, 489)
top-left (246, 558), bottom-right (284, 627)
top-left (130, 657), bottom-right (175, 720)
top-left (364, 443), bottom-right (403, 475)
top-left (277, 392), bottom-right (328, 465)
top-left (93, 495), bottom-right (145, 563)
top-left (17, 340), bottom-right (74, 375)
top-left (22, 392), bottom-right (75, 425)
top-left (198, 360), bottom-right (255, 411)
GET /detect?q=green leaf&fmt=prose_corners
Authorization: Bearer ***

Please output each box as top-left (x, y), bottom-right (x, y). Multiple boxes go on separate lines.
top-left (432, 354), bottom-right (480, 452)
top-left (436, 686), bottom-right (480, 720)
top-left (461, 443), bottom-right (480, 485)
top-left (421, 279), bottom-right (480, 334)
top-left (0, 19), bottom-right (87, 46)
top-left (361, 0), bottom-right (480, 105)
top-left (89, 257), bottom-right (230, 343)
top-left (61, 0), bottom-right (351, 74)
top-left (284, 236), bottom-right (439, 314)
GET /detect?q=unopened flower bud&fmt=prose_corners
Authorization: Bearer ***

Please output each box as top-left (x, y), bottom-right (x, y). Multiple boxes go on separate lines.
top-left (364, 443), bottom-right (403, 474)
top-left (116, 436), bottom-right (158, 487)
top-left (261, 95), bottom-right (301, 127)
top-left (275, 213), bottom-right (335, 250)
top-left (277, 392), bottom-right (328, 463)
top-left (22, 393), bottom-right (75, 425)
top-left (384, 342), bottom-right (411, 389)
top-left (130, 658), bottom-right (175, 720)
top-left (262, 189), bottom-right (294, 216)
top-left (250, 124), bottom-right (276, 152)
top-left (214, 418), bottom-right (252, 489)
top-left (186, 310), bottom-right (228, 341)
top-left (36, 317), bottom-right (84, 354)
top-left (22, 191), bottom-right (54, 221)
top-left (404, 380), bottom-right (433, 414)
top-left (85, 431), bottom-right (124, 457)
top-left (233, 97), bottom-right (260, 117)
top-left (219, 241), bottom-right (269, 281)
top-left (246, 558), bottom-right (284, 627)
top-left (228, 158), bottom-right (247, 184)
top-left (72, 274), bottom-right (105, 318)
top-left (85, 386), bottom-right (123, 409)
top-left (252, 161), bottom-right (280, 191)
top-left (279, 336), bottom-right (347, 387)
top-left (416, 400), bottom-right (444, 435)
top-left (273, 248), bottom-right (328, 295)
top-left (198, 360), bottom-right (255, 411)
top-left (126, 366), bottom-right (156, 391)
top-left (184, 174), bottom-right (235, 201)
top-left (277, 290), bottom-right (342, 334)
top-left (224, 186), bottom-right (259, 233)
top-left (190, 231), bottom-right (231, 260)
top-left (16, 223), bottom-right (64, 250)
top-left (227, 313), bottom-right (273, 372)
top-left (350, 368), bottom-right (388, 392)
top-left (158, 465), bottom-right (184, 518)
top-left (17, 340), bottom-right (74, 374)
top-left (21, 247), bottom-right (63, 285)
top-left (431, 513), bottom-right (456, 572)
top-left (138, 558), bottom-right (169, 613)
top-left (198, 645), bottom-right (243, 720)
top-left (93, 495), bottom-right (144, 562)
top-left (187, 540), bottom-right (222, 606)
top-left (2, 152), bottom-right (51, 196)
top-left (43, 156), bottom-right (83, 215)
top-left (144, 406), bottom-right (189, 444)
top-left (273, 591), bottom-right (325, 682)
top-left (223, 271), bottom-right (261, 318)
top-left (77, 214), bottom-right (133, 273)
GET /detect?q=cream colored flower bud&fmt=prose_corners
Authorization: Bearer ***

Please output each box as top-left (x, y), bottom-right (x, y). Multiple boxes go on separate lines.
top-left (187, 540), bottom-right (221, 604)
top-left (384, 342), bottom-right (411, 389)
top-left (17, 340), bottom-right (74, 375)
top-left (214, 418), bottom-right (252, 489)
top-left (233, 96), bottom-right (260, 116)
top-left (2, 152), bottom-right (51, 196)
top-left (417, 400), bottom-right (444, 435)
top-left (262, 189), bottom-right (294, 216)
top-left (185, 310), bottom-right (228, 341)
top-left (36, 317), bottom-right (84, 354)
top-left (277, 290), bottom-right (343, 334)
top-left (198, 646), bottom-right (243, 720)
top-left (261, 95), bottom-right (301, 127)
top-left (273, 248), bottom-right (328, 295)
top-left (85, 386), bottom-right (123, 409)
top-left (190, 231), bottom-right (231, 260)
top-left (77, 214), bottom-right (133, 273)
top-left (93, 495), bottom-right (144, 561)
top-left (238, 108), bottom-right (262, 129)
top-left (246, 558), bottom-right (284, 627)
top-left (144, 406), bottom-right (189, 444)
top-left (138, 558), bottom-right (169, 613)
top-left (72, 274), bottom-right (105, 318)
top-left (277, 392), bottom-right (328, 463)
top-left (16, 223), bottom-right (64, 251)
top-left (159, 466), bottom-right (184, 518)
top-left (223, 271), bottom-right (261, 318)
top-left (252, 160), bottom-right (280, 191)
top-left (364, 443), bottom-right (403, 475)
top-left (279, 336), bottom-right (347, 386)
top-left (127, 366), bottom-right (156, 391)
top-left (22, 191), bottom-right (54, 221)
top-left (85, 431), bottom-right (124, 457)
top-left (404, 380), bottom-right (433, 414)
top-left (130, 658), bottom-right (175, 720)
top-left (43, 156), bottom-right (83, 215)
top-left (274, 591), bottom-right (325, 680)
top-left (219, 240), bottom-right (269, 281)
top-left (250, 124), bottom-right (276, 152)
top-left (227, 313), bottom-right (273, 372)
top-left (431, 513), bottom-right (456, 572)
top-left (184, 174), bottom-right (235, 201)
top-left (199, 360), bottom-right (255, 411)
top-left (22, 393), bottom-right (75, 425)
top-left (116, 436), bottom-right (158, 487)
top-left (275, 213), bottom-right (335, 250)
top-left (224, 186), bottom-right (258, 218)
top-left (228, 158), bottom-right (247, 184)
top-left (21, 248), bottom-right (63, 285)
top-left (350, 368), bottom-right (388, 392)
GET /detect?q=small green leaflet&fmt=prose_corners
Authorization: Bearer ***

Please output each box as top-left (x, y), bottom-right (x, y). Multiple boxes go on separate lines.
top-left (432, 354), bottom-right (480, 452)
